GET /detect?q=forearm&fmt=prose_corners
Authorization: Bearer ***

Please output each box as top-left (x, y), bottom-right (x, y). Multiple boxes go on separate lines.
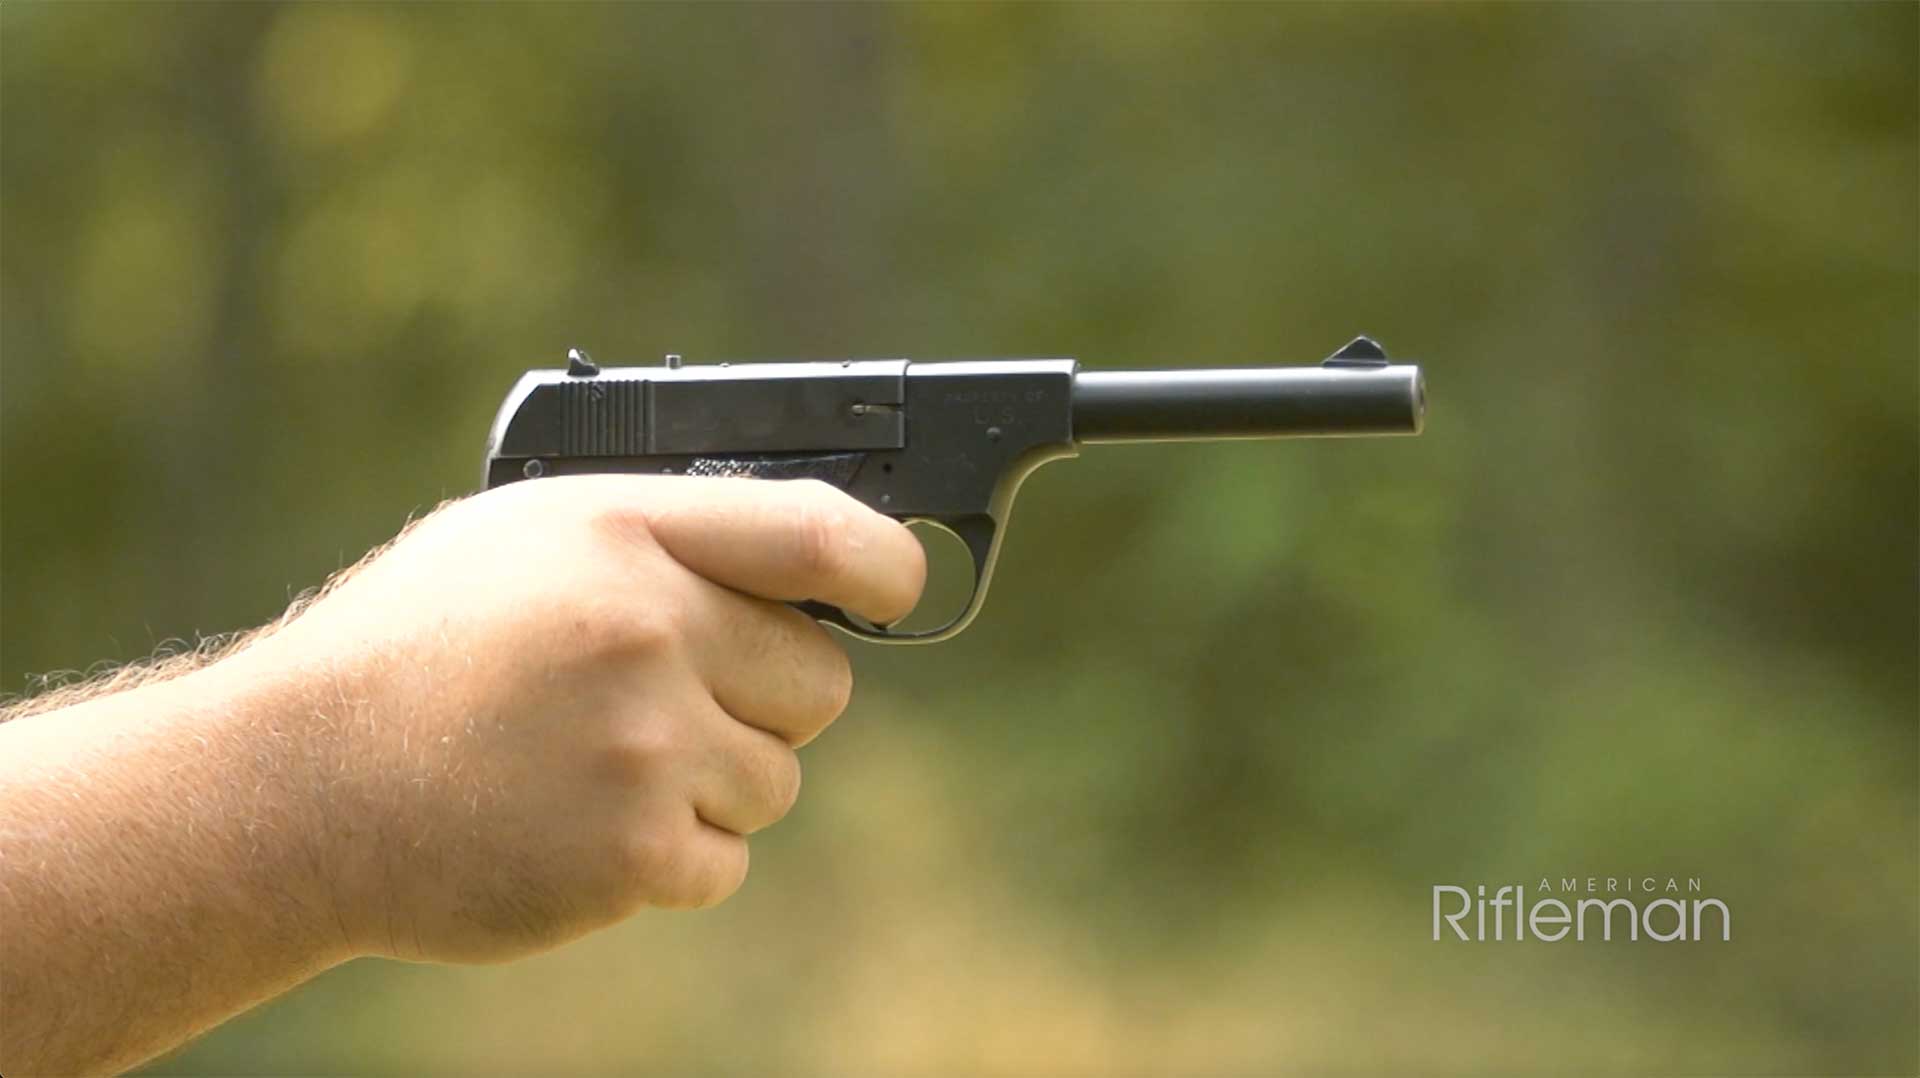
top-left (0, 649), bottom-right (354, 1076)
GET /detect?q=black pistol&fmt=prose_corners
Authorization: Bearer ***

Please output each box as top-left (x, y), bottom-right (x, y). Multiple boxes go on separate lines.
top-left (484, 337), bottom-right (1426, 643)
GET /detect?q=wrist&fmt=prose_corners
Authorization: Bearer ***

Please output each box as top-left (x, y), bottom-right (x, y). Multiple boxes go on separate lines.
top-left (153, 643), bottom-right (371, 966)
top-left (219, 624), bottom-right (427, 961)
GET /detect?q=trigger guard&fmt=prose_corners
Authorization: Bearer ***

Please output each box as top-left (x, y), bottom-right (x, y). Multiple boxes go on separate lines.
top-left (793, 514), bottom-right (998, 644)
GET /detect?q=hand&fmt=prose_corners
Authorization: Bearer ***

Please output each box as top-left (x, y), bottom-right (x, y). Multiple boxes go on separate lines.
top-left (238, 476), bottom-right (926, 964)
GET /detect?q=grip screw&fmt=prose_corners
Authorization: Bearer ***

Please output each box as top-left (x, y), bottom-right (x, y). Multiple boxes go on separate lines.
top-left (523, 459), bottom-right (546, 478)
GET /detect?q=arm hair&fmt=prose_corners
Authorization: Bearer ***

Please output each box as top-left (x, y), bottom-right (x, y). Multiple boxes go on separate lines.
top-left (0, 503), bottom-right (448, 723)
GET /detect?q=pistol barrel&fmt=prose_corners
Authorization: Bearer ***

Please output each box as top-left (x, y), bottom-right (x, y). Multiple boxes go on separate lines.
top-left (1071, 364), bottom-right (1425, 443)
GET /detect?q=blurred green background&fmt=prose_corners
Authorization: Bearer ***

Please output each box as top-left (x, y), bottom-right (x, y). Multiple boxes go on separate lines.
top-left (3, 2), bottom-right (1915, 1074)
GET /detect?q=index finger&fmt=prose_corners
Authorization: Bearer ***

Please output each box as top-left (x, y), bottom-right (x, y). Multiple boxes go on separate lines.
top-left (626, 477), bottom-right (928, 626)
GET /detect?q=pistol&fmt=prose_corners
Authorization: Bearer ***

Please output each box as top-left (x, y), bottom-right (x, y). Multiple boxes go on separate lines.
top-left (484, 337), bottom-right (1426, 642)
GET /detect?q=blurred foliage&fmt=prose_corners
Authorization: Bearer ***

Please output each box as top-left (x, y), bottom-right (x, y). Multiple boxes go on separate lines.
top-left (2, 2), bottom-right (1915, 1074)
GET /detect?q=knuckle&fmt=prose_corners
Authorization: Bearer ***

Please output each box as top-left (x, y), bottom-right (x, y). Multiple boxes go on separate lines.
top-left (616, 598), bottom-right (685, 656)
top-left (582, 591), bottom-right (684, 661)
top-left (616, 823), bottom-right (749, 912)
top-left (783, 622), bottom-right (854, 743)
top-left (565, 608), bottom-right (626, 661)
top-left (616, 827), bottom-right (683, 894)
top-left (687, 842), bottom-right (749, 910)
top-left (747, 746), bottom-right (802, 823)
top-left (539, 516), bottom-right (688, 662)
top-left (602, 722), bottom-right (679, 786)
